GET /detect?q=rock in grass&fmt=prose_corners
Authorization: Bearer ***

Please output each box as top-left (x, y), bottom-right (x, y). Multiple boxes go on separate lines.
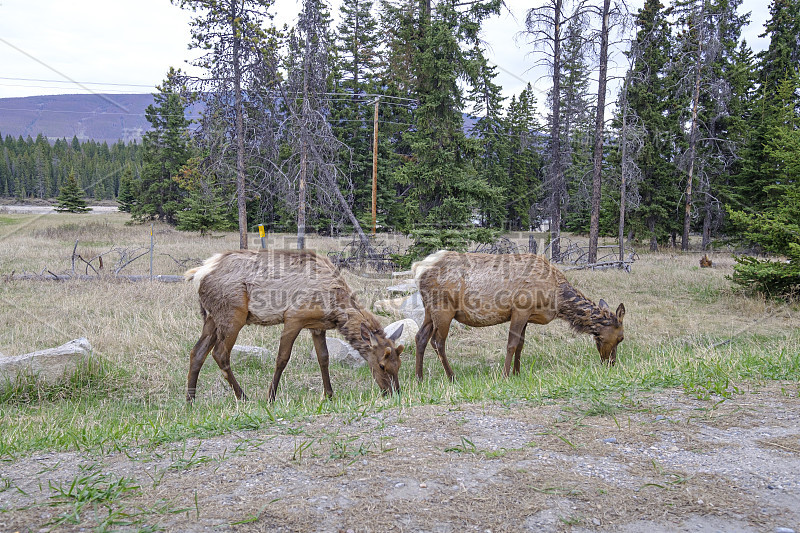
top-left (231, 345), bottom-right (271, 364)
top-left (0, 338), bottom-right (92, 390)
top-left (308, 337), bottom-right (364, 368)
top-left (399, 292), bottom-right (426, 326)
top-left (386, 281), bottom-right (417, 294)
top-left (384, 319), bottom-right (418, 348)
top-left (373, 296), bottom-right (406, 316)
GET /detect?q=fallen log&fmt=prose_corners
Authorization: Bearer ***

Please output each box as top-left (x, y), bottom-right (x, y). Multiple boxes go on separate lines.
top-left (4, 273), bottom-right (185, 283)
top-left (563, 260), bottom-right (634, 272)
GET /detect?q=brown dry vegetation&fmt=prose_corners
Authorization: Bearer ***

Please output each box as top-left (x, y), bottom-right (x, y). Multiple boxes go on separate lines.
top-left (1, 212), bottom-right (799, 532)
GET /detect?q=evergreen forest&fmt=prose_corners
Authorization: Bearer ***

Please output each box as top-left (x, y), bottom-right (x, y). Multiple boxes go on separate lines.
top-left (1, 0), bottom-right (799, 292)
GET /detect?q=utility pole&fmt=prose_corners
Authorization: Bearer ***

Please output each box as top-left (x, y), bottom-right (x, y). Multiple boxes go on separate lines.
top-left (371, 97), bottom-right (380, 235)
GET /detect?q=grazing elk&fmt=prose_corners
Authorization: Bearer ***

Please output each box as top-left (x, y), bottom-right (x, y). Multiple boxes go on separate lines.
top-left (412, 250), bottom-right (625, 381)
top-left (184, 249), bottom-right (404, 402)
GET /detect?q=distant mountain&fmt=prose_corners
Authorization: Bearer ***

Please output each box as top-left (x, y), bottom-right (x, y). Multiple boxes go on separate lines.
top-left (0, 93), bottom-right (484, 145)
top-left (0, 93), bottom-right (157, 144)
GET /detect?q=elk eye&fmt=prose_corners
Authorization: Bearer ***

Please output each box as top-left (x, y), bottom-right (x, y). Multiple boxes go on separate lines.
top-left (379, 363), bottom-right (386, 371)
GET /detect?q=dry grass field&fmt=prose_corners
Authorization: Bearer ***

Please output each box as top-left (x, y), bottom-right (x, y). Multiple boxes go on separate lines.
top-left (1, 211), bottom-right (799, 532)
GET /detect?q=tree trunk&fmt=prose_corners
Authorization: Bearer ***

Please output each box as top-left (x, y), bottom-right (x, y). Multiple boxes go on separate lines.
top-left (232, 5), bottom-right (248, 250)
top-left (549, 0), bottom-right (564, 260)
top-left (588, 0), bottom-right (611, 263)
top-left (298, 137), bottom-right (307, 250)
top-left (372, 98), bottom-right (379, 235)
top-left (618, 110), bottom-right (628, 263)
top-left (682, 12), bottom-right (703, 252)
top-left (702, 190), bottom-right (712, 250)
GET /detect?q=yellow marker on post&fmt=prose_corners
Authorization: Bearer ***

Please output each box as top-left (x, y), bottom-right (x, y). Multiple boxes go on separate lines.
top-left (258, 225), bottom-right (266, 249)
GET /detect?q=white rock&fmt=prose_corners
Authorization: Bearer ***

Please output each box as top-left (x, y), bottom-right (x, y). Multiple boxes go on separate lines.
top-left (0, 338), bottom-right (92, 389)
top-left (386, 281), bottom-right (417, 294)
top-left (373, 296), bottom-right (406, 316)
top-left (231, 345), bottom-right (271, 363)
top-left (309, 337), bottom-right (365, 368)
top-left (399, 291), bottom-right (426, 326)
top-left (384, 319), bottom-right (418, 348)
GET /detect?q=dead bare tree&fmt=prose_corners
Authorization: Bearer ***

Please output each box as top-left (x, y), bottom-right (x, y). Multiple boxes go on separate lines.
top-left (523, 0), bottom-right (592, 260)
top-left (175, 0), bottom-right (279, 250)
top-left (587, 0), bottom-right (612, 263)
top-left (671, 0), bottom-right (743, 251)
top-left (279, 0), bottom-right (376, 255)
top-left (616, 69), bottom-right (644, 263)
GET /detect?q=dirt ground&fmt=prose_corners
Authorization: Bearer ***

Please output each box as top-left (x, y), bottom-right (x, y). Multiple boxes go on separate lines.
top-left (1, 383), bottom-right (799, 533)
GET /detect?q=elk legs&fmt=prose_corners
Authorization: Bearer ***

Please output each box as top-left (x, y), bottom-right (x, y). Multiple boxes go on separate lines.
top-left (504, 312), bottom-right (529, 377)
top-left (268, 323), bottom-right (302, 402)
top-left (430, 311), bottom-right (456, 382)
top-left (415, 311), bottom-right (435, 381)
top-left (311, 329), bottom-right (334, 399)
top-left (187, 317), bottom-right (217, 402)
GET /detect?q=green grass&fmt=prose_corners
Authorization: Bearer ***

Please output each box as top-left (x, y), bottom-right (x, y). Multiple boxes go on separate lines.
top-left (0, 331), bottom-right (798, 458)
top-left (1, 212), bottom-right (799, 460)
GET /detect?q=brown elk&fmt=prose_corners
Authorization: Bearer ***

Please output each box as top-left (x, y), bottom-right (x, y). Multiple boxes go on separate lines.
top-left (184, 249), bottom-right (404, 402)
top-left (412, 250), bottom-right (625, 381)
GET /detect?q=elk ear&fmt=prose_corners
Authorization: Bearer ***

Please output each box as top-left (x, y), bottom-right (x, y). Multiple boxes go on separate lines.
top-left (599, 299), bottom-right (610, 310)
top-left (616, 303), bottom-right (626, 322)
top-left (361, 323), bottom-right (378, 347)
top-left (395, 344), bottom-right (404, 356)
top-left (387, 323), bottom-right (404, 342)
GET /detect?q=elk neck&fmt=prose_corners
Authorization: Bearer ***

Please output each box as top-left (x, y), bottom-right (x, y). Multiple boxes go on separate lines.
top-left (333, 294), bottom-right (384, 354)
top-left (555, 282), bottom-right (613, 336)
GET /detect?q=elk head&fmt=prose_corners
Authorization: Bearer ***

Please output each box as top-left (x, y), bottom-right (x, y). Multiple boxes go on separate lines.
top-left (361, 323), bottom-right (405, 395)
top-left (595, 300), bottom-right (625, 365)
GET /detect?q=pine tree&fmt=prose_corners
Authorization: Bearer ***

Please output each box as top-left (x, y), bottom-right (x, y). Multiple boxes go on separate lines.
top-left (393, 0), bottom-right (502, 235)
top-left (55, 172), bottom-right (90, 213)
top-left (504, 85), bottom-right (545, 230)
top-left (395, 3), bottom-right (487, 229)
top-left (174, 159), bottom-right (236, 233)
top-left (524, 0), bottom-right (589, 257)
top-left (466, 44), bottom-right (511, 229)
top-left (117, 165), bottom-right (138, 213)
top-left (683, 0), bottom-right (752, 248)
top-left (133, 69), bottom-right (192, 224)
top-left (732, 0), bottom-right (800, 213)
top-left (331, 0), bottom-right (382, 223)
top-left (559, 11), bottom-right (595, 235)
top-left (625, 0), bottom-right (681, 251)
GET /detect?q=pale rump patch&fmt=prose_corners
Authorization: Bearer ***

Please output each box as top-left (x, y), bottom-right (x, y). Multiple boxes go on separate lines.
top-left (411, 250), bottom-right (449, 283)
top-left (184, 253), bottom-right (224, 287)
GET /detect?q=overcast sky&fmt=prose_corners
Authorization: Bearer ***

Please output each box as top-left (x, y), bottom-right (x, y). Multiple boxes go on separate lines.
top-left (0, 0), bottom-right (772, 107)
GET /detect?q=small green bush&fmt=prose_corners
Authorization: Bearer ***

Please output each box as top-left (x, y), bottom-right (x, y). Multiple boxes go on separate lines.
top-left (395, 227), bottom-right (499, 268)
top-left (727, 188), bottom-right (800, 298)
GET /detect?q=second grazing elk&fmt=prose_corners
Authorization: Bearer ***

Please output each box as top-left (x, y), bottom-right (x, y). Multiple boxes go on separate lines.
top-left (412, 250), bottom-right (625, 380)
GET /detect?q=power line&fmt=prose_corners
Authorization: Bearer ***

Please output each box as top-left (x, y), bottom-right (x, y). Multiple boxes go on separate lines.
top-left (0, 83), bottom-right (154, 94)
top-left (0, 106), bottom-right (202, 119)
top-left (0, 76), bottom-right (155, 88)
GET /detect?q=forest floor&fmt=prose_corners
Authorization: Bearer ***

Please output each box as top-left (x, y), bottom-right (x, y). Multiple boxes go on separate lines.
top-left (2, 383), bottom-right (799, 533)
